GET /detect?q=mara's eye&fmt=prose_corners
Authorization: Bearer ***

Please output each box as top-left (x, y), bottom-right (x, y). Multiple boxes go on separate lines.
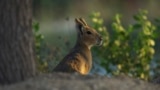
top-left (86, 31), bottom-right (92, 35)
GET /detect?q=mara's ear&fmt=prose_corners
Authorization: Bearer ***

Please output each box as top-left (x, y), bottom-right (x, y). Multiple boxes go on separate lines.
top-left (75, 18), bottom-right (85, 26)
top-left (79, 18), bottom-right (88, 26)
top-left (75, 18), bottom-right (86, 35)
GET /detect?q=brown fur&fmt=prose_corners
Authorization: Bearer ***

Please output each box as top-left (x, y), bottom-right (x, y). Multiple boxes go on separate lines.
top-left (53, 18), bottom-right (102, 75)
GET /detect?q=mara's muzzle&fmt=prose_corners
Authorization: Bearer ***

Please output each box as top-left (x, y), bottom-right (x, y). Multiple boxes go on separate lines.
top-left (97, 36), bottom-right (103, 46)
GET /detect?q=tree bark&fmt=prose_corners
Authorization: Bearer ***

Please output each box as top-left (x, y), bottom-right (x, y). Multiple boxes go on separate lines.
top-left (0, 0), bottom-right (36, 84)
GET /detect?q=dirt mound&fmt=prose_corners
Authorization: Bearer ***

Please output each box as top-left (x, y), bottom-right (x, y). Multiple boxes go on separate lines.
top-left (0, 73), bottom-right (159, 90)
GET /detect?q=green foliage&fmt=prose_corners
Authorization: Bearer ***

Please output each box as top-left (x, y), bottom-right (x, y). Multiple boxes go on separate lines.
top-left (150, 17), bottom-right (160, 79)
top-left (32, 22), bottom-right (67, 73)
top-left (32, 22), bottom-right (48, 73)
top-left (90, 10), bottom-right (157, 80)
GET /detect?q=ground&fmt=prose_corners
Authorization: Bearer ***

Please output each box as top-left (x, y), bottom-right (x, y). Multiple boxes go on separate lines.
top-left (0, 73), bottom-right (159, 90)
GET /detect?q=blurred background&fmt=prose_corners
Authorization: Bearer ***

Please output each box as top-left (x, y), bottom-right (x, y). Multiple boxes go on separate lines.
top-left (32, 0), bottom-right (160, 81)
top-left (33, 0), bottom-right (160, 32)
top-left (33, 0), bottom-right (160, 49)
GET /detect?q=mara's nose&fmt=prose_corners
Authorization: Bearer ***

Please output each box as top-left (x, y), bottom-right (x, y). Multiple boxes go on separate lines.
top-left (97, 36), bottom-right (103, 46)
top-left (99, 36), bottom-right (103, 41)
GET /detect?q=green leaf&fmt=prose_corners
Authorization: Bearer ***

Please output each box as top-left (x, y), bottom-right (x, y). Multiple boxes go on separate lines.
top-left (133, 24), bottom-right (142, 29)
top-left (33, 22), bottom-right (40, 32)
top-left (133, 15), bottom-right (141, 21)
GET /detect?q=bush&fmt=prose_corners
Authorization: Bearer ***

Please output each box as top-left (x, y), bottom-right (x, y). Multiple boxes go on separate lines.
top-left (90, 10), bottom-right (157, 80)
top-left (33, 22), bottom-right (65, 73)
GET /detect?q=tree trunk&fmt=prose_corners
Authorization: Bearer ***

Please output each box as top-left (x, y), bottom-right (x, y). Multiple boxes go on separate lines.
top-left (0, 0), bottom-right (36, 84)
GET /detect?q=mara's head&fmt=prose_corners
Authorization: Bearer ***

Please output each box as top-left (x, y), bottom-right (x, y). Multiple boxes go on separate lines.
top-left (75, 18), bottom-right (102, 48)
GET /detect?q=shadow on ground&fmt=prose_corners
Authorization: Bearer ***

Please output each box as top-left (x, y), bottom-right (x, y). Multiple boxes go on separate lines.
top-left (0, 73), bottom-right (160, 90)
